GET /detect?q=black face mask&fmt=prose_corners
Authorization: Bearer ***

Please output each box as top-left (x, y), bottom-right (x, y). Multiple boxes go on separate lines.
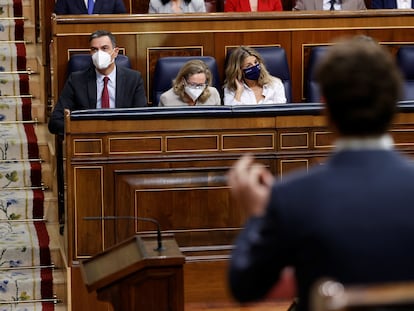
top-left (243, 64), bottom-right (261, 80)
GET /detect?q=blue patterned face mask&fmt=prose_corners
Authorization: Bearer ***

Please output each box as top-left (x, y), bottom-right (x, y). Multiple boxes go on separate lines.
top-left (243, 63), bottom-right (261, 80)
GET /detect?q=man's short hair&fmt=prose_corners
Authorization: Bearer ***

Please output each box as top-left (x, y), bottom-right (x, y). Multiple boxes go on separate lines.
top-left (89, 30), bottom-right (117, 48)
top-left (315, 35), bottom-right (403, 136)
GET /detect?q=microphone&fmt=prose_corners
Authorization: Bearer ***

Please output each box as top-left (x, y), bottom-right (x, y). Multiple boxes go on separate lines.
top-left (83, 216), bottom-right (164, 252)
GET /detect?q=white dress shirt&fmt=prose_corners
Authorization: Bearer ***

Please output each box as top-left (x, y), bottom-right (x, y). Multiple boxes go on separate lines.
top-left (96, 66), bottom-right (117, 109)
top-left (323, 0), bottom-right (342, 10)
top-left (84, 0), bottom-right (95, 7)
top-left (397, 0), bottom-right (412, 8)
top-left (223, 77), bottom-right (287, 106)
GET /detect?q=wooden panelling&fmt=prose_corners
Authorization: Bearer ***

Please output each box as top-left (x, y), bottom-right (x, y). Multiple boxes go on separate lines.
top-left (65, 106), bottom-right (414, 310)
top-left (109, 136), bottom-right (162, 154)
top-left (280, 132), bottom-right (309, 149)
top-left (166, 135), bottom-right (219, 152)
top-left (74, 167), bottom-right (104, 257)
top-left (50, 11), bottom-right (414, 105)
top-left (73, 139), bottom-right (103, 155)
top-left (222, 133), bottom-right (275, 151)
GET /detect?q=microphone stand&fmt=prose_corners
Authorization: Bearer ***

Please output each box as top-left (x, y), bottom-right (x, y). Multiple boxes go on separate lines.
top-left (83, 216), bottom-right (165, 251)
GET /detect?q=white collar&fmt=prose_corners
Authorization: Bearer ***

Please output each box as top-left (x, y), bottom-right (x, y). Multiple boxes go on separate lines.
top-left (95, 65), bottom-right (117, 81)
top-left (335, 134), bottom-right (394, 151)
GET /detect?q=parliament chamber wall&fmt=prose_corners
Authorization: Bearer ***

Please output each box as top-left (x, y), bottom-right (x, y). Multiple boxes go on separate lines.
top-left (46, 10), bottom-right (414, 311)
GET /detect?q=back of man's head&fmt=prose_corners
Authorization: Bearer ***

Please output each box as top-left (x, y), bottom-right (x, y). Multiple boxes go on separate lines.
top-left (315, 35), bottom-right (403, 137)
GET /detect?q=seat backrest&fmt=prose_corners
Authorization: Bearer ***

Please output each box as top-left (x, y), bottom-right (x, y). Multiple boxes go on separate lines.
top-left (311, 279), bottom-right (414, 311)
top-left (152, 56), bottom-right (221, 106)
top-left (225, 46), bottom-right (292, 103)
top-left (305, 46), bottom-right (328, 103)
top-left (396, 46), bottom-right (414, 101)
top-left (253, 46), bottom-right (292, 103)
top-left (67, 54), bottom-right (131, 76)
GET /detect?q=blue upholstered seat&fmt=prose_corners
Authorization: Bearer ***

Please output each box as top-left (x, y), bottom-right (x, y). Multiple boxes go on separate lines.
top-left (225, 46), bottom-right (292, 103)
top-left (305, 46), bottom-right (327, 103)
top-left (396, 46), bottom-right (414, 101)
top-left (152, 56), bottom-right (221, 106)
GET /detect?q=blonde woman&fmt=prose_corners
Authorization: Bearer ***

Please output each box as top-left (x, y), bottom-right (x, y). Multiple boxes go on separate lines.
top-left (223, 46), bottom-right (286, 106)
top-left (159, 59), bottom-right (221, 106)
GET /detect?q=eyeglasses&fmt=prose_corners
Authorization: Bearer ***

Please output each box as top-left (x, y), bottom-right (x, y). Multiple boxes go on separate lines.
top-left (184, 79), bottom-right (207, 89)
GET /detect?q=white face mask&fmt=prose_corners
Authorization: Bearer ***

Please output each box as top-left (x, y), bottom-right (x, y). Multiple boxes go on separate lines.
top-left (185, 86), bottom-right (205, 102)
top-left (92, 50), bottom-right (113, 70)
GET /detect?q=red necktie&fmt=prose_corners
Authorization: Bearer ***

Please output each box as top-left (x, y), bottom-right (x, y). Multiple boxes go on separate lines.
top-left (102, 76), bottom-right (110, 109)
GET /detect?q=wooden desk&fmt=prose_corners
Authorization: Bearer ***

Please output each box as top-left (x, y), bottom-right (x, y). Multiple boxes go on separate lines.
top-left (64, 103), bottom-right (414, 310)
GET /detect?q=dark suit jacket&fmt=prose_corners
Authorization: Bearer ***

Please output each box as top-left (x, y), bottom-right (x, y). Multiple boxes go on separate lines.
top-left (229, 149), bottom-right (414, 311)
top-left (371, 0), bottom-right (414, 8)
top-left (54, 0), bottom-right (127, 14)
top-left (48, 66), bottom-right (147, 135)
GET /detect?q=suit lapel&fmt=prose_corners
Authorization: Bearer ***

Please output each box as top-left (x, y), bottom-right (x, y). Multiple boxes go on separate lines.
top-left (93, 0), bottom-right (103, 13)
top-left (87, 68), bottom-right (98, 109)
top-left (115, 66), bottom-right (123, 108)
top-left (80, 0), bottom-right (88, 12)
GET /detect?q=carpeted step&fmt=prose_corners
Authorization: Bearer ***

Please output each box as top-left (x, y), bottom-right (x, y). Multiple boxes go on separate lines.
top-left (0, 72), bottom-right (30, 96)
top-left (0, 18), bottom-right (24, 42)
top-left (0, 221), bottom-right (51, 267)
top-left (0, 42), bottom-right (27, 72)
top-left (0, 160), bottom-right (41, 188)
top-left (0, 302), bottom-right (56, 311)
top-left (0, 267), bottom-right (54, 301)
top-left (0, 123), bottom-right (39, 159)
top-left (0, 1), bottom-right (22, 19)
top-left (0, 189), bottom-right (45, 220)
top-left (0, 97), bottom-right (34, 121)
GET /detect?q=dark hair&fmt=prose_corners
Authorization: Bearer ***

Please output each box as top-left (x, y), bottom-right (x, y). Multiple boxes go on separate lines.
top-left (89, 30), bottom-right (117, 48)
top-left (315, 35), bottom-right (403, 136)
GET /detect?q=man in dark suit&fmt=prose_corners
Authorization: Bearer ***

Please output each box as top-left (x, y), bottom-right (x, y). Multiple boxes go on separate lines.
top-left (371, 0), bottom-right (413, 9)
top-left (48, 30), bottom-right (147, 135)
top-left (227, 35), bottom-right (414, 311)
top-left (54, 0), bottom-right (127, 14)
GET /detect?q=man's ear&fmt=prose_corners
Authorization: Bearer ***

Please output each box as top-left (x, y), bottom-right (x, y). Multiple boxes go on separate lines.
top-left (113, 47), bottom-right (120, 58)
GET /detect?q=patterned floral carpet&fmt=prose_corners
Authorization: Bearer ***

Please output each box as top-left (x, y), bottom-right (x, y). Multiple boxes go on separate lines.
top-left (0, 0), bottom-right (55, 310)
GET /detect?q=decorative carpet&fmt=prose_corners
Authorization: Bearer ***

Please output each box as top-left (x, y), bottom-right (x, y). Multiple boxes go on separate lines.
top-left (0, 0), bottom-right (54, 309)
top-left (0, 19), bottom-right (24, 42)
top-left (0, 0), bottom-right (22, 18)
top-left (0, 97), bottom-right (32, 122)
top-left (0, 73), bottom-right (29, 96)
top-left (0, 42), bottom-right (26, 72)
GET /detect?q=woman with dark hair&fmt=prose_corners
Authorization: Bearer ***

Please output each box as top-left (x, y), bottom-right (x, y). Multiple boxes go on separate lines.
top-left (148, 0), bottom-right (206, 13)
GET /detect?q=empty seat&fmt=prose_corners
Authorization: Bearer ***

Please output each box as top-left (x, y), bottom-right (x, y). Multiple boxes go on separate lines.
top-left (396, 46), bottom-right (414, 101)
top-left (152, 56), bottom-right (221, 106)
top-left (305, 46), bottom-right (327, 103)
top-left (225, 46), bottom-right (292, 103)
